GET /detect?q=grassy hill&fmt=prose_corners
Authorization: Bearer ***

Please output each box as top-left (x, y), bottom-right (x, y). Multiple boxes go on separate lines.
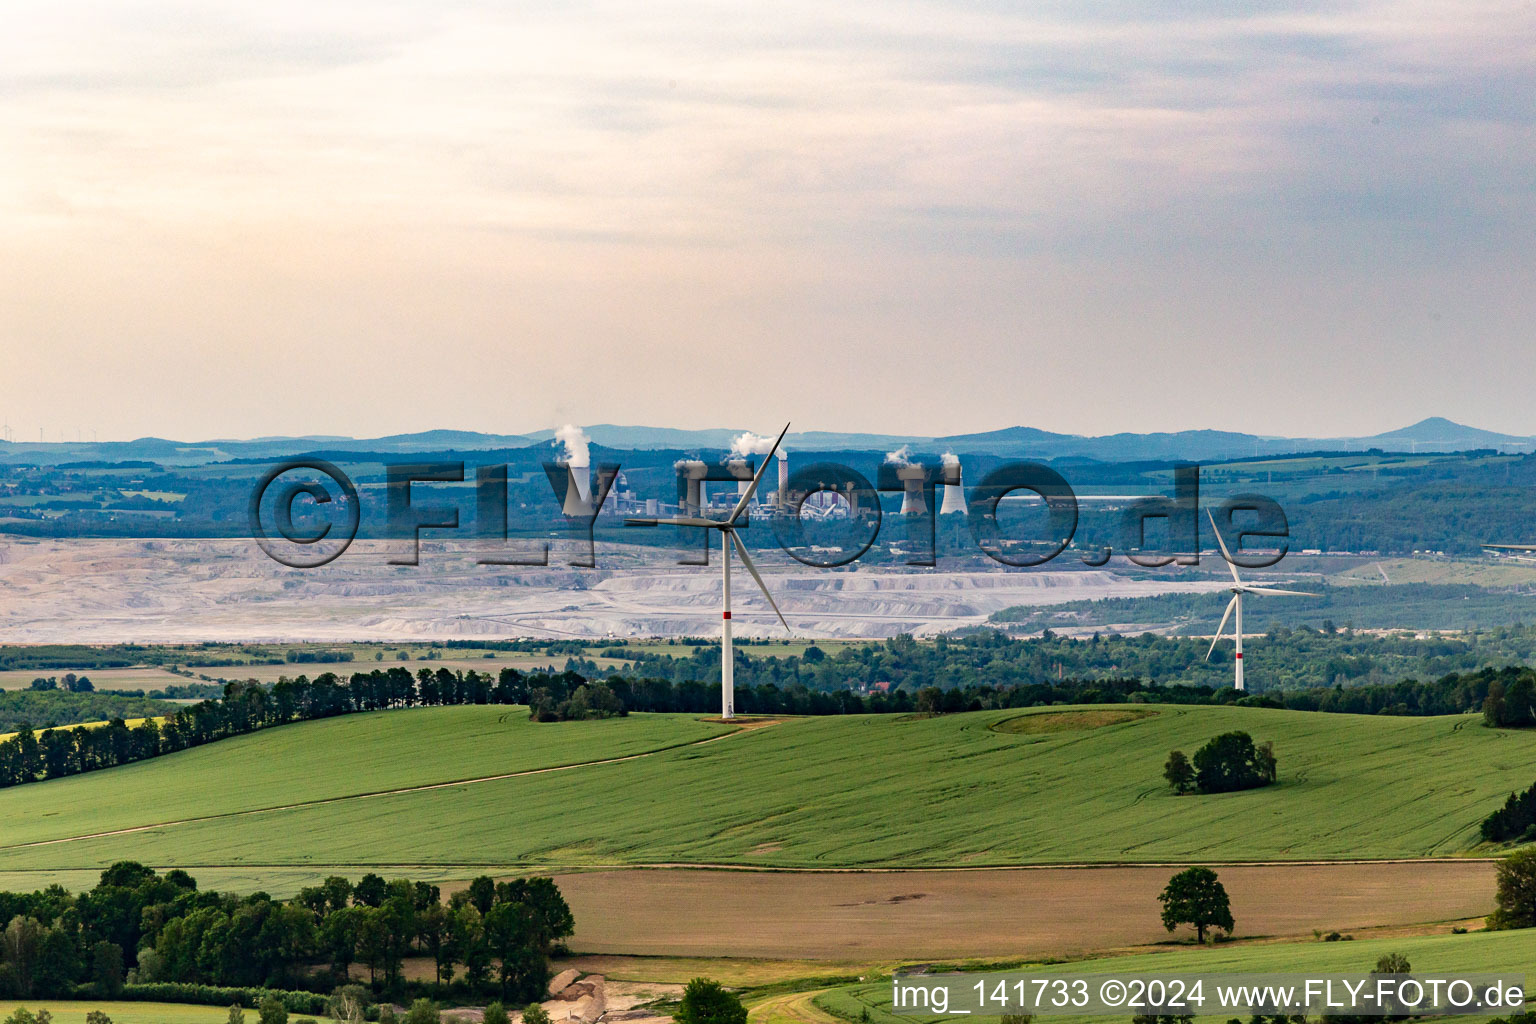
top-left (1, 704), bottom-right (1533, 886)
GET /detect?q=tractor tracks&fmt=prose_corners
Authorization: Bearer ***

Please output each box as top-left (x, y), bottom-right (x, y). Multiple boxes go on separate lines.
top-left (0, 720), bottom-right (775, 854)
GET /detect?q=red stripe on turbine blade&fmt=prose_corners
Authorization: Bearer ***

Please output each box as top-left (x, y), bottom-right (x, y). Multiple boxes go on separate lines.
top-left (1236, 653), bottom-right (1243, 658)
top-left (723, 611), bottom-right (731, 619)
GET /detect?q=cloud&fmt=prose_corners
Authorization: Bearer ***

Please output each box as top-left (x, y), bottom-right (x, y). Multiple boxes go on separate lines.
top-left (3, 0), bottom-right (1536, 440)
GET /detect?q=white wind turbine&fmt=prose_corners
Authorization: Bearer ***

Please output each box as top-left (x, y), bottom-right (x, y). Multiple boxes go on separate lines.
top-left (627, 423), bottom-right (792, 719)
top-left (1205, 508), bottom-right (1313, 691)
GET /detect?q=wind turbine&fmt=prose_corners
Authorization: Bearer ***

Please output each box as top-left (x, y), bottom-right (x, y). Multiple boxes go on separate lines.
top-left (1205, 508), bottom-right (1313, 691)
top-left (627, 423), bottom-right (792, 719)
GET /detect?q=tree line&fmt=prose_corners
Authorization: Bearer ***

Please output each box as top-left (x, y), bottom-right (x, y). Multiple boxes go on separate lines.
top-left (3, 660), bottom-right (1533, 791)
top-left (592, 626), bottom-right (1536, 699)
top-left (0, 666), bottom-right (551, 789)
top-left (0, 862), bottom-right (572, 1005)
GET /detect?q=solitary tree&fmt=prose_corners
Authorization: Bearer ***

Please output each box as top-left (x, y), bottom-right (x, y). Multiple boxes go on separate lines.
top-left (1158, 867), bottom-right (1234, 943)
top-left (521, 1006), bottom-right (550, 1024)
top-left (258, 994), bottom-right (289, 1024)
top-left (675, 979), bottom-right (748, 1024)
top-left (1489, 848), bottom-right (1536, 929)
top-left (1164, 751), bottom-right (1196, 794)
top-left (401, 1000), bottom-right (439, 1024)
top-left (328, 985), bottom-right (368, 1024)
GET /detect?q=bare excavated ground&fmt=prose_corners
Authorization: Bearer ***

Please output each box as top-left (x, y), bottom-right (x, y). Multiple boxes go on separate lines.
top-left (552, 862), bottom-right (1497, 961)
top-left (0, 538), bottom-right (1232, 642)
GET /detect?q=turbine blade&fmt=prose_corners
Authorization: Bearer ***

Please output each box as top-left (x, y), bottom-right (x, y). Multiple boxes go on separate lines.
top-left (1207, 594), bottom-right (1238, 661)
top-left (727, 422), bottom-right (791, 526)
top-left (1206, 507), bottom-right (1243, 586)
top-left (625, 516), bottom-right (723, 529)
top-left (1242, 587), bottom-right (1315, 597)
top-left (730, 533), bottom-right (791, 634)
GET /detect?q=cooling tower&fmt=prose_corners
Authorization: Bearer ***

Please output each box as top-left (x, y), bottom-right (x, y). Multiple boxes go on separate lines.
top-left (561, 466), bottom-right (593, 516)
top-left (898, 464), bottom-right (928, 514)
top-left (777, 451), bottom-right (789, 506)
top-left (939, 465), bottom-right (966, 515)
top-left (675, 460), bottom-right (707, 514)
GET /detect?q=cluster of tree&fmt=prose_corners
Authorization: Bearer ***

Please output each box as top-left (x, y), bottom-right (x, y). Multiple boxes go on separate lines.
top-left (1483, 675), bottom-right (1536, 728)
top-left (1164, 732), bottom-right (1277, 795)
top-left (1482, 780), bottom-right (1536, 843)
top-left (527, 681), bottom-right (626, 722)
top-left (28, 674), bottom-right (94, 692)
top-left (0, 863), bottom-right (572, 1005)
top-left (0, 691), bottom-right (177, 735)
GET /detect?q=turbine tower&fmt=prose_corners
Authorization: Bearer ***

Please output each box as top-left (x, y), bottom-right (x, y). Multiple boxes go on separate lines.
top-left (628, 424), bottom-right (792, 718)
top-left (1205, 508), bottom-right (1312, 691)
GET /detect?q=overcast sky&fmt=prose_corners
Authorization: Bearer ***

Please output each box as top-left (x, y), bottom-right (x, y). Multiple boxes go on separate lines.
top-left (2, 0), bottom-right (1534, 442)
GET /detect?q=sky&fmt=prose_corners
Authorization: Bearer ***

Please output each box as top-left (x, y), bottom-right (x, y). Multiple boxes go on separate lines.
top-left (2, 0), bottom-right (1535, 442)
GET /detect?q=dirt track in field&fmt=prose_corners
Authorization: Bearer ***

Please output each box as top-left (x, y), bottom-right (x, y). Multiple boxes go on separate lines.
top-left (554, 861), bottom-right (1497, 960)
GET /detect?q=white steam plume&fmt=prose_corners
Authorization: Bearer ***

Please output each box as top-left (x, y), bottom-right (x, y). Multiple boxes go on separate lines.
top-left (885, 444), bottom-right (912, 465)
top-left (553, 424), bottom-right (590, 467)
top-left (730, 431), bottom-right (777, 457)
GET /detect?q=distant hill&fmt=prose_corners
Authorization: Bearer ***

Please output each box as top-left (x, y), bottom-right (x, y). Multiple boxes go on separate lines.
top-left (1, 417), bottom-right (1529, 466)
top-left (1361, 416), bottom-right (1532, 449)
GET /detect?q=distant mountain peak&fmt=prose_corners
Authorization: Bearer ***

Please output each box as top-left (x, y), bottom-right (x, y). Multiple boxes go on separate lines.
top-left (1368, 417), bottom-right (1529, 445)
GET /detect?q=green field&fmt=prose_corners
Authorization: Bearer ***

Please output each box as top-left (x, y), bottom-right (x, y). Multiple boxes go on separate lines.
top-left (816, 927), bottom-right (1536, 1024)
top-left (1, 704), bottom-right (1533, 889)
top-left (0, 1003), bottom-right (236, 1024)
top-left (0, 706), bottom-right (730, 851)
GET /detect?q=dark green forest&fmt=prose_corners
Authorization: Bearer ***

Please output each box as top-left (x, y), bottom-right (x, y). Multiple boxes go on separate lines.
top-left (0, 863), bottom-right (572, 1005)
